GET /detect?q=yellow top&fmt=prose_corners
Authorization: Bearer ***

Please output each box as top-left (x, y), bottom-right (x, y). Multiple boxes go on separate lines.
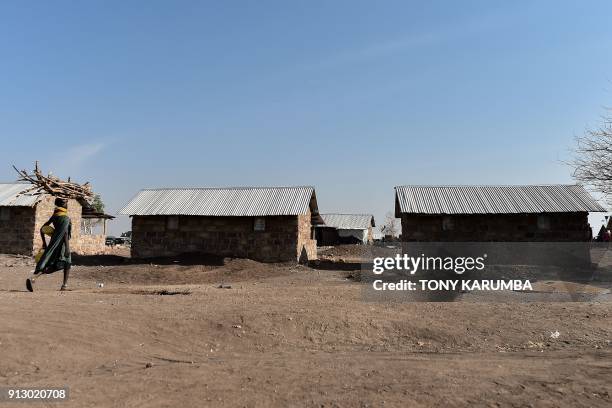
top-left (54, 207), bottom-right (67, 217)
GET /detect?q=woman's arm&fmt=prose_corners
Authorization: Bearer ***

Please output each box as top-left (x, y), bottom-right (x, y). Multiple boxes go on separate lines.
top-left (40, 218), bottom-right (52, 249)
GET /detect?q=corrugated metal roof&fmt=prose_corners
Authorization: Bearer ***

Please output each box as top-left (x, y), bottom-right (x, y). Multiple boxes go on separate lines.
top-left (119, 186), bottom-right (320, 217)
top-left (320, 214), bottom-right (375, 229)
top-left (0, 183), bottom-right (42, 207)
top-left (395, 185), bottom-right (607, 215)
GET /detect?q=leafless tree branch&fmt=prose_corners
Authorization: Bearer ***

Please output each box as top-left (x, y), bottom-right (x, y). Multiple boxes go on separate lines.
top-left (568, 111), bottom-right (612, 204)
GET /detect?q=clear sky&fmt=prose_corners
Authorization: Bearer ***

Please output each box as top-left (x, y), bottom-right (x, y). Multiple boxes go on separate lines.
top-left (1, 0), bottom-right (611, 235)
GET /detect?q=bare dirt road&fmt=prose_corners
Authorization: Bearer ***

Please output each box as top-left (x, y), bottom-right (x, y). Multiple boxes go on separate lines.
top-left (0, 253), bottom-right (610, 407)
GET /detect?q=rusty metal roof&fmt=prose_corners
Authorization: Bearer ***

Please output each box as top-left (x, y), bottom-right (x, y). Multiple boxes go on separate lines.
top-left (119, 186), bottom-right (321, 218)
top-left (319, 214), bottom-right (375, 229)
top-left (0, 183), bottom-right (42, 207)
top-left (395, 185), bottom-right (607, 215)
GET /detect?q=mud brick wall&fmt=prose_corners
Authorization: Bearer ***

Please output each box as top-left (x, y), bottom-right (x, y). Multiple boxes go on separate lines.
top-left (0, 206), bottom-right (36, 255)
top-left (297, 210), bottom-right (317, 262)
top-left (131, 214), bottom-right (317, 262)
top-left (400, 213), bottom-right (592, 242)
top-left (33, 196), bottom-right (83, 254)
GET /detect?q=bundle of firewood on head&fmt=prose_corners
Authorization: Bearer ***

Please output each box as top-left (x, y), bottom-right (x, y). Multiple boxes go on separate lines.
top-left (13, 161), bottom-right (94, 203)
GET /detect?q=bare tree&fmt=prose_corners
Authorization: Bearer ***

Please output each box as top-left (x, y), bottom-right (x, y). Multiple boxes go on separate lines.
top-left (569, 112), bottom-right (612, 204)
top-left (380, 211), bottom-right (399, 237)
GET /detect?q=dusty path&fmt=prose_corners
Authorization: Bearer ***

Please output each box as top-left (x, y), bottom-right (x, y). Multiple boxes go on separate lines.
top-left (0, 256), bottom-right (610, 407)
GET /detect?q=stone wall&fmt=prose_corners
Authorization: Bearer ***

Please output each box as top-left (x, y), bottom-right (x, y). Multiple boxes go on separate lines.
top-left (297, 210), bottom-right (317, 262)
top-left (0, 206), bottom-right (36, 255)
top-left (72, 234), bottom-right (107, 255)
top-left (131, 214), bottom-right (317, 262)
top-left (0, 195), bottom-right (106, 256)
top-left (400, 213), bottom-right (592, 242)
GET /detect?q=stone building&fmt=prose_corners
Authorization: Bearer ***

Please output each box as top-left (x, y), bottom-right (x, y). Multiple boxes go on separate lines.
top-left (394, 185), bottom-right (606, 242)
top-left (0, 183), bottom-right (111, 255)
top-left (119, 186), bottom-right (323, 262)
top-left (315, 214), bottom-right (375, 245)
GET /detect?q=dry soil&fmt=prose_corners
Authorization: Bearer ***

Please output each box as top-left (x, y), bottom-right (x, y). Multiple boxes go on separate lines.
top-left (0, 251), bottom-right (610, 407)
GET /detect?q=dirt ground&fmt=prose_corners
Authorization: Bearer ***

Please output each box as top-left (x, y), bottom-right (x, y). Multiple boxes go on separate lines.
top-left (318, 244), bottom-right (372, 262)
top-left (0, 250), bottom-right (610, 407)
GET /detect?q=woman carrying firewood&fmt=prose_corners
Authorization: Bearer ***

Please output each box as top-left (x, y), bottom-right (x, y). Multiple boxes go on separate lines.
top-left (26, 198), bottom-right (72, 292)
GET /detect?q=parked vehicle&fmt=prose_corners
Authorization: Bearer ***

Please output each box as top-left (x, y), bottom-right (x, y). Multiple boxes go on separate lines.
top-left (119, 231), bottom-right (132, 245)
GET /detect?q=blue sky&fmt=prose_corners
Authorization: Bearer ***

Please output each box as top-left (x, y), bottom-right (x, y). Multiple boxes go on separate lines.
top-left (1, 0), bottom-right (611, 234)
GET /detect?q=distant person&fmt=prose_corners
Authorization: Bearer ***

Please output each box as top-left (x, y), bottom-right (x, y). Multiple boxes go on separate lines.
top-left (604, 229), bottom-right (611, 243)
top-left (26, 198), bottom-right (72, 292)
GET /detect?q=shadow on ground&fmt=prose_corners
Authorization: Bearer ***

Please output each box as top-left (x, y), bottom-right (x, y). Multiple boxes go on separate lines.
top-left (72, 252), bottom-right (226, 267)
